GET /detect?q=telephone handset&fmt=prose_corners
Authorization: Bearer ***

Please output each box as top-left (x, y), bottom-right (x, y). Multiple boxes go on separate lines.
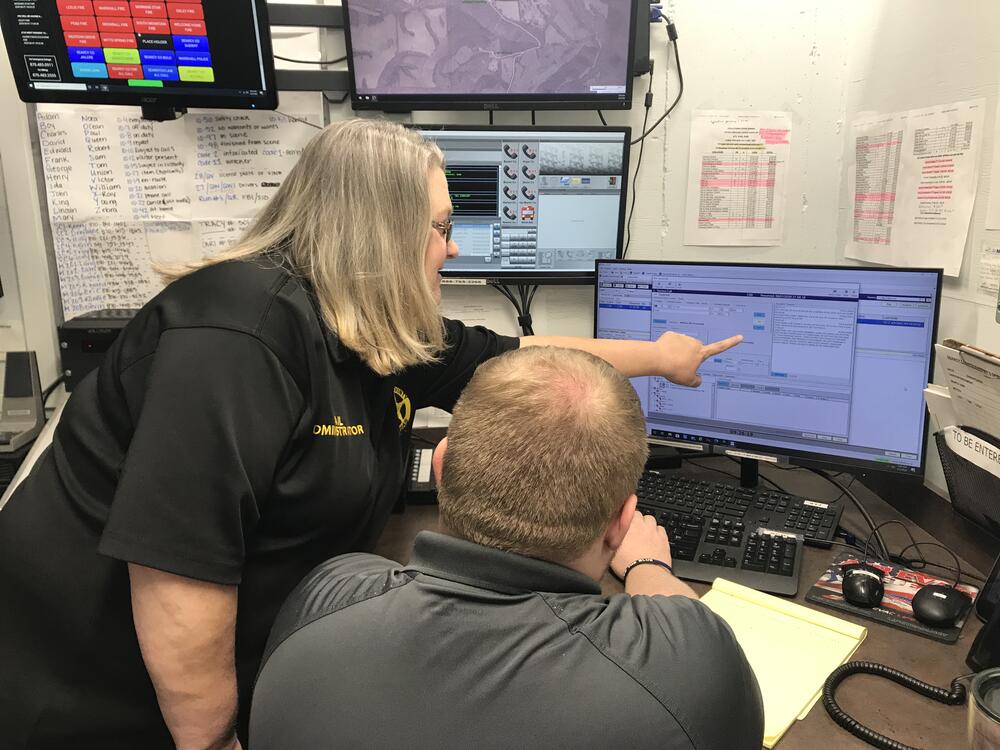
top-left (0, 351), bottom-right (43, 453)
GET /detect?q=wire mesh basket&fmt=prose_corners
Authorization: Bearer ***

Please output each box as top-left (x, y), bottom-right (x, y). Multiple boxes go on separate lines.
top-left (935, 426), bottom-right (1000, 538)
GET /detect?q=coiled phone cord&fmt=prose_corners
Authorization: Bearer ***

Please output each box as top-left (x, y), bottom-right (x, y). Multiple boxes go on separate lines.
top-left (822, 661), bottom-right (967, 750)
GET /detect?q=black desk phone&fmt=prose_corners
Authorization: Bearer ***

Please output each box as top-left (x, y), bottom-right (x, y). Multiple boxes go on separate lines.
top-left (405, 445), bottom-right (438, 504)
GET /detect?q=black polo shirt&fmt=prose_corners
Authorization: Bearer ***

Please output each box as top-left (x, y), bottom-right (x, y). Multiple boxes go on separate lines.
top-left (250, 531), bottom-right (765, 750)
top-left (0, 258), bottom-right (518, 749)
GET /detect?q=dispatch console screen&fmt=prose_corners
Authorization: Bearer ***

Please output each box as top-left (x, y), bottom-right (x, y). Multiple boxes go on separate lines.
top-left (417, 128), bottom-right (628, 277)
top-left (596, 262), bottom-right (942, 473)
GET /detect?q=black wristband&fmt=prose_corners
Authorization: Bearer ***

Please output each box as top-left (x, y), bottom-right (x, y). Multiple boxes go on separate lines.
top-left (623, 558), bottom-right (674, 581)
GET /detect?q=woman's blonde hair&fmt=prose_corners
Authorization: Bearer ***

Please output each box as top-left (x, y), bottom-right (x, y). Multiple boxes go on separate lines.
top-left (161, 118), bottom-right (446, 375)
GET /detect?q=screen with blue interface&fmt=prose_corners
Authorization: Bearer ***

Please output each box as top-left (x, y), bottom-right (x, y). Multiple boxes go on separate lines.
top-left (595, 261), bottom-right (943, 474)
top-left (417, 127), bottom-right (629, 282)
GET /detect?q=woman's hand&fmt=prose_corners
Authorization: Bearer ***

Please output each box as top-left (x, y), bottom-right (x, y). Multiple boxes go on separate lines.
top-left (654, 332), bottom-right (743, 386)
top-left (519, 332), bottom-right (743, 384)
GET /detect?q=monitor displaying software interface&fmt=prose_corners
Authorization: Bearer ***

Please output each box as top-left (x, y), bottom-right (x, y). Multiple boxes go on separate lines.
top-left (0, 0), bottom-right (274, 108)
top-left (595, 261), bottom-right (943, 474)
top-left (418, 128), bottom-right (628, 279)
top-left (345, 0), bottom-right (632, 109)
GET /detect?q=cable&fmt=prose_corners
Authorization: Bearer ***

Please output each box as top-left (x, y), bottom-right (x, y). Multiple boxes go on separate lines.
top-left (858, 519), bottom-right (923, 565)
top-left (517, 284), bottom-right (537, 335)
top-left (901, 560), bottom-right (988, 584)
top-left (630, 23), bottom-right (684, 145)
top-left (822, 662), bottom-right (966, 750)
top-left (894, 541), bottom-right (964, 587)
top-left (825, 539), bottom-right (869, 555)
top-left (276, 111), bottom-right (322, 130)
top-left (624, 66), bottom-right (654, 257)
top-left (409, 433), bottom-right (439, 449)
top-left (488, 283), bottom-right (537, 336)
top-left (597, 110), bottom-right (608, 126)
top-left (805, 467), bottom-right (889, 560)
top-left (274, 54), bottom-right (346, 65)
top-left (41, 375), bottom-right (65, 407)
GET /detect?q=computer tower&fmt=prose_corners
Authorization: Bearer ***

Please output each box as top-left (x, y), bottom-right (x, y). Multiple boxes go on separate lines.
top-left (57, 309), bottom-right (136, 391)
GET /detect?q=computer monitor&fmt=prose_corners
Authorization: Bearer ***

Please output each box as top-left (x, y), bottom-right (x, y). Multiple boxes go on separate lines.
top-left (594, 260), bottom-right (944, 476)
top-left (0, 1), bottom-right (277, 113)
top-left (343, 0), bottom-right (635, 111)
top-left (417, 125), bottom-right (630, 284)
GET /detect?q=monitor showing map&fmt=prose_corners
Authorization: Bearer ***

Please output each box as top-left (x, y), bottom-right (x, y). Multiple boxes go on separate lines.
top-left (343, 0), bottom-right (635, 111)
top-left (415, 125), bottom-right (630, 282)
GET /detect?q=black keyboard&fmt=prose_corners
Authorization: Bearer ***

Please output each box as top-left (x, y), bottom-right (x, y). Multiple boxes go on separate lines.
top-left (636, 471), bottom-right (844, 596)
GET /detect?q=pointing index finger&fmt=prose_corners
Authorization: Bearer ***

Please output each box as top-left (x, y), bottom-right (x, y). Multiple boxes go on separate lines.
top-left (701, 334), bottom-right (743, 359)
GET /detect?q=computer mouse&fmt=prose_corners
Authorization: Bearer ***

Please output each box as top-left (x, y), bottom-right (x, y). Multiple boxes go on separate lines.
top-left (911, 584), bottom-right (972, 628)
top-left (841, 564), bottom-right (885, 608)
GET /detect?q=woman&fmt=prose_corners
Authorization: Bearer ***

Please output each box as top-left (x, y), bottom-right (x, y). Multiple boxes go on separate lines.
top-left (0, 119), bottom-right (739, 750)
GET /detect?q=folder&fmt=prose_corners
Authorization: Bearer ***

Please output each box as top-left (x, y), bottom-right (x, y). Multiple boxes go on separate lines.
top-left (923, 383), bottom-right (956, 432)
top-left (934, 339), bottom-right (1000, 435)
top-left (701, 578), bottom-right (867, 748)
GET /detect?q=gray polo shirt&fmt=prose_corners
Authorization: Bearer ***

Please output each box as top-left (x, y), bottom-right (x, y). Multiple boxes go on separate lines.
top-left (250, 531), bottom-right (764, 750)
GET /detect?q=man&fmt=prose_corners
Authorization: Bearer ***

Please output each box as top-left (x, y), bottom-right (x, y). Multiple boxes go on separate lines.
top-left (250, 347), bottom-right (763, 749)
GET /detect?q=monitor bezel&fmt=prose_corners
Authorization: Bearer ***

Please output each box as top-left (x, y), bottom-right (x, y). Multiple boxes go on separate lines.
top-left (0, 1), bottom-right (278, 111)
top-left (594, 259), bottom-right (945, 477)
top-left (416, 124), bottom-right (631, 285)
top-left (342, 0), bottom-right (636, 112)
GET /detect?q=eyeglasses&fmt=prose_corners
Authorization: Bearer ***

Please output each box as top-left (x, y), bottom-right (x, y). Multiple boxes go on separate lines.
top-left (431, 219), bottom-right (454, 244)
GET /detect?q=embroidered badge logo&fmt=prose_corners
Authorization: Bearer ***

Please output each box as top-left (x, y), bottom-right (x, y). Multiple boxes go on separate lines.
top-left (393, 386), bottom-right (412, 432)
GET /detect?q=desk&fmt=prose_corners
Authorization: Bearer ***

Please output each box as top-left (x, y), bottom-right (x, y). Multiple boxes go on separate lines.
top-left (374, 457), bottom-right (991, 750)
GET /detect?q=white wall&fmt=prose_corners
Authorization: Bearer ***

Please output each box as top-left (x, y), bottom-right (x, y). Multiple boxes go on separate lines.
top-left (836, 0), bottom-right (1000, 493)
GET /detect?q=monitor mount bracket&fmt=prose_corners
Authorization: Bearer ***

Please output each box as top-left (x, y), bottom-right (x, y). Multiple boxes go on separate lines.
top-left (141, 104), bottom-right (188, 122)
top-left (267, 3), bottom-right (350, 101)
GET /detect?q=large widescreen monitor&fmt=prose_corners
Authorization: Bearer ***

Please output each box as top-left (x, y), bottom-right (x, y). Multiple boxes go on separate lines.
top-left (344, 0), bottom-right (634, 111)
top-left (0, 0), bottom-right (277, 112)
top-left (594, 260), bottom-right (944, 476)
top-left (417, 125), bottom-right (630, 283)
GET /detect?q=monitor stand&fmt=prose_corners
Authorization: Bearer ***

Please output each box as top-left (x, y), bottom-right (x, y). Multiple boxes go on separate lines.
top-left (141, 104), bottom-right (188, 122)
top-left (646, 444), bottom-right (682, 471)
top-left (739, 457), bottom-right (760, 489)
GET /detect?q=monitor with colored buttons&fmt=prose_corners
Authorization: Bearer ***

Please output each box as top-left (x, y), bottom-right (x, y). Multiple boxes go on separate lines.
top-left (0, 1), bottom-right (276, 111)
top-left (414, 125), bottom-right (631, 284)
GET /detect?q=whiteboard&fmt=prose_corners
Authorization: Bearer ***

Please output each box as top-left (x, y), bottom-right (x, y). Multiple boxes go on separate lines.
top-left (36, 105), bottom-right (321, 319)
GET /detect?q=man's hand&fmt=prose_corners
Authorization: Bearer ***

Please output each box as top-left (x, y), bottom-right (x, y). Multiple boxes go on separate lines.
top-left (610, 511), bottom-right (673, 578)
top-left (611, 512), bottom-right (698, 598)
top-left (654, 332), bottom-right (743, 387)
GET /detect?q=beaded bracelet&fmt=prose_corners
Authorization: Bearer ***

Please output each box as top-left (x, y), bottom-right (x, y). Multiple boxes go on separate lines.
top-left (623, 558), bottom-right (674, 581)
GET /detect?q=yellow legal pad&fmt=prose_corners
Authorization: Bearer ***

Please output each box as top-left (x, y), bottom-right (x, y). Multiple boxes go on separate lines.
top-left (701, 578), bottom-right (867, 748)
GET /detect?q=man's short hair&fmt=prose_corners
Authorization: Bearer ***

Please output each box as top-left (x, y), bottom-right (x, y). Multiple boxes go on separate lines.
top-left (438, 346), bottom-right (649, 563)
